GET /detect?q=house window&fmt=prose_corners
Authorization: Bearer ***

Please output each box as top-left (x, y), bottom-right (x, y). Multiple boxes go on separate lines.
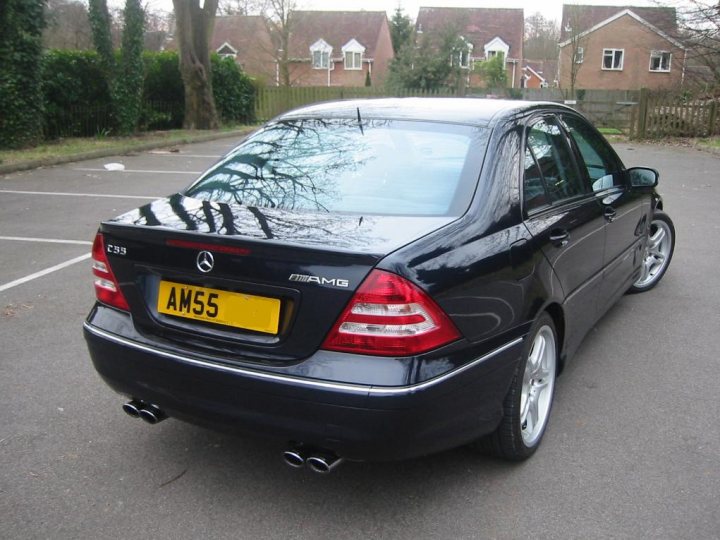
top-left (310, 39), bottom-right (333, 70)
top-left (312, 50), bottom-right (330, 69)
top-left (344, 51), bottom-right (362, 70)
top-left (487, 50), bottom-right (504, 60)
top-left (650, 50), bottom-right (671, 72)
top-left (602, 49), bottom-right (624, 70)
top-left (574, 47), bottom-right (584, 64)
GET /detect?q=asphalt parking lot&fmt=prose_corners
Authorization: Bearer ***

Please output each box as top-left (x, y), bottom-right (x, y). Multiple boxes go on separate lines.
top-left (1, 137), bottom-right (718, 539)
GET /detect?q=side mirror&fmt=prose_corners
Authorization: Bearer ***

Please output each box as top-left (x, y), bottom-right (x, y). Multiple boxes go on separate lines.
top-left (628, 167), bottom-right (659, 188)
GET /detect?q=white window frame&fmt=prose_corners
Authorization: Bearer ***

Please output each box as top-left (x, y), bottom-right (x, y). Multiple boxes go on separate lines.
top-left (649, 50), bottom-right (672, 72)
top-left (344, 51), bottom-right (362, 70)
top-left (216, 41), bottom-right (238, 60)
top-left (574, 47), bottom-right (584, 64)
top-left (310, 39), bottom-right (333, 70)
top-left (312, 51), bottom-right (330, 69)
top-left (484, 36), bottom-right (510, 61)
top-left (341, 39), bottom-right (365, 71)
top-left (602, 48), bottom-right (624, 71)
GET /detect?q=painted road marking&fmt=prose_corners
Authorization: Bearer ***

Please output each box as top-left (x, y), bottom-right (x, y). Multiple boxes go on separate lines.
top-left (0, 236), bottom-right (92, 246)
top-left (0, 190), bottom-right (161, 200)
top-left (0, 254), bottom-right (91, 293)
top-left (74, 168), bottom-right (202, 175)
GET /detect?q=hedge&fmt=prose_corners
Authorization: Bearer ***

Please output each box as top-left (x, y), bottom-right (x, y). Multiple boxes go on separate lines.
top-left (40, 49), bottom-right (255, 139)
top-left (0, 0), bottom-right (46, 148)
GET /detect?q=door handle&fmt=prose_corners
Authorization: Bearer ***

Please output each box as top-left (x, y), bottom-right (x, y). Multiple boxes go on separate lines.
top-left (604, 206), bottom-right (617, 222)
top-left (549, 229), bottom-right (569, 247)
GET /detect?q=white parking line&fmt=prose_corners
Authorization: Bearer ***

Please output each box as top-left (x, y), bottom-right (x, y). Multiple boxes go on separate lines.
top-left (0, 236), bottom-right (92, 245)
top-left (0, 190), bottom-right (161, 200)
top-left (0, 254), bottom-right (91, 293)
top-left (74, 168), bottom-right (202, 175)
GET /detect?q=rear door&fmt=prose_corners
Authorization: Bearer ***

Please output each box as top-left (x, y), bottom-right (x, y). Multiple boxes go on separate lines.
top-left (521, 115), bottom-right (606, 356)
top-left (559, 114), bottom-right (648, 313)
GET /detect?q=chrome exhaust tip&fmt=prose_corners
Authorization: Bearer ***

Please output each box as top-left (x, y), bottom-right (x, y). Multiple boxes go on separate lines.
top-left (138, 404), bottom-right (167, 425)
top-left (122, 400), bottom-right (143, 418)
top-left (306, 453), bottom-right (344, 474)
top-left (283, 446), bottom-right (308, 469)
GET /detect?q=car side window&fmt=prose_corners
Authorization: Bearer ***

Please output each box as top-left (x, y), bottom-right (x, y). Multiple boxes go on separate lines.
top-left (560, 115), bottom-right (622, 192)
top-left (524, 118), bottom-right (586, 209)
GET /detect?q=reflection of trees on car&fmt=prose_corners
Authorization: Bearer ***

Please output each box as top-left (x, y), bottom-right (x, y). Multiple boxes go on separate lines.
top-left (186, 119), bottom-right (374, 212)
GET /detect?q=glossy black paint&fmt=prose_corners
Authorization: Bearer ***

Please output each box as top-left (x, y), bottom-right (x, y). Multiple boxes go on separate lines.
top-left (84, 98), bottom-right (664, 461)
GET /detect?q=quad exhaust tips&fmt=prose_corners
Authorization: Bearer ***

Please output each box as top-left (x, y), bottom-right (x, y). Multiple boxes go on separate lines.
top-left (122, 400), bottom-right (167, 424)
top-left (283, 445), bottom-right (344, 474)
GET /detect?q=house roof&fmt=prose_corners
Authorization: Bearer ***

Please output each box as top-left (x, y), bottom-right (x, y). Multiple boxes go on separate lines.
top-left (211, 15), bottom-right (274, 54)
top-left (524, 59), bottom-right (558, 82)
top-left (287, 11), bottom-right (388, 59)
top-left (560, 4), bottom-right (678, 41)
top-left (415, 7), bottom-right (524, 60)
top-left (558, 8), bottom-right (684, 49)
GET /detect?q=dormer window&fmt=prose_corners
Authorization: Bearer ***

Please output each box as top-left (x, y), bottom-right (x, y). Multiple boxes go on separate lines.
top-left (216, 41), bottom-right (238, 60)
top-left (484, 36), bottom-right (510, 61)
top-left (310, 39), bottom-right (333, 69)
top-left (342, 38), bottom-right (365, 70)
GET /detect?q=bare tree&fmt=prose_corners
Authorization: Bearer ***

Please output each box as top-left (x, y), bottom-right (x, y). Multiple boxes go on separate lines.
top-left (263, 0), bottom-right (297, 86)
top-left (172, 0), bottom-right (220, 129)
top-left (563, 8), bottom-right (588, 95)
top-left (524, 12), bottom-right (559, 60)
top-left (672, 0), bottom-right (720, 88)
top-left (43, 0), bottom-right (94, 49)
top-left (218, 0), bottom-right (263, 15)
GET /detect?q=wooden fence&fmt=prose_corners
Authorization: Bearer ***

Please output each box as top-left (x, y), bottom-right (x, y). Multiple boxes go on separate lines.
top-left (521, 88), bottom-right (640, 132)
top-left (634, 88), bottom-right (720, 138)
top-left (254, 86), bottom-right (720, 139)
top-left (255, 86), bottom-right (456, 121)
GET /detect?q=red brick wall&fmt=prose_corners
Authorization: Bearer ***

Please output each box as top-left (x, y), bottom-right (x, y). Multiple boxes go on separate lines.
top-left (285, 16), bottom-right (394, 87)
top-left (559, 14), bottom-right (685, 90)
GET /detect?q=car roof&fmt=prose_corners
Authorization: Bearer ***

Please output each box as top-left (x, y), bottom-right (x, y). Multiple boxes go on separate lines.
top-left (277, 97), bottom-right (575, 128)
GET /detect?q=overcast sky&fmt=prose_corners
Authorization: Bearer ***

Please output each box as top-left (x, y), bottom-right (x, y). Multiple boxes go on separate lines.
top-left (133, 0), bottom-right (669, 23)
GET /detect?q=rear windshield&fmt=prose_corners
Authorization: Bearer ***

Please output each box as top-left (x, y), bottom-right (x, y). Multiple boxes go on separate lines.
top-left (185, 118), bottom-right (486, 216)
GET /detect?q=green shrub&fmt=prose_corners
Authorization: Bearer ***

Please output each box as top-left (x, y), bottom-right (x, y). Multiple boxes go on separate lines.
top-left (115, 0), bottom-right (145, 134)
top-left (38, 50), bottom-right (255, 139)
top-left (211, 55), bottom-right (255, 124)
top-left (41, 50), bottom-right (114, 138)
top-left (0, 0), bottom-right (46, 148)
top-left (141, 51), bottom-right (184, 130)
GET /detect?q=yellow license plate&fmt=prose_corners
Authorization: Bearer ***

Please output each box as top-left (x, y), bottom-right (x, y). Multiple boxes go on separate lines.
top-left (157, 280), bottom-right (280, 334)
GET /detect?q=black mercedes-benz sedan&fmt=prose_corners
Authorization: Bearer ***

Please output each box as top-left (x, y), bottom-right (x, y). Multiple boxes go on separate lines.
top-left (84, 98), bottom-right (675, 471)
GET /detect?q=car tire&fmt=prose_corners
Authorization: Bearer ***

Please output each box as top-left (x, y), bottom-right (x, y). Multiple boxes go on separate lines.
top-left (474, 313), bottom-right (558, 461)
top-left (628, 211), bottom-right (675, 294)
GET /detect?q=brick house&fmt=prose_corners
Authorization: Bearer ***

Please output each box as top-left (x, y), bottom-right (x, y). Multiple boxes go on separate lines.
top-left (558, 5), bottom-right (686, 90)
top-left (211, 15), bottom-right (277, 84)
top-left (523, 60), bottom-right (558, 88)
top-left (285, 11), bottom-right (394, 87)
top-left (415, 7), bottom-right (525, 88)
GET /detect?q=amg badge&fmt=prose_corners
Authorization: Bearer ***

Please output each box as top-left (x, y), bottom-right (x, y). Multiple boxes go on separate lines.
top-left (288, 273), bottom-right (349, 288)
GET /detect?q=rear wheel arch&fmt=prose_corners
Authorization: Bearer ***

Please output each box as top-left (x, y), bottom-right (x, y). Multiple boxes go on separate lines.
top-left (543, 303), bottom-right (566, 371)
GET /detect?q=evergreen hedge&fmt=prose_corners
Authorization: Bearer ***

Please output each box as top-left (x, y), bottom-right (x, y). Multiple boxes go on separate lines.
top-left (40, 50), bottom-right (255, 139)
top-left (0, 0), bottom-right (46, 148)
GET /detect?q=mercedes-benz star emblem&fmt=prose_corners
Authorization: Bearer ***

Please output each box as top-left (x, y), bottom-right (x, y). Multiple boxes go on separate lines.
top-left (196, 251), bottom-right (214, 273)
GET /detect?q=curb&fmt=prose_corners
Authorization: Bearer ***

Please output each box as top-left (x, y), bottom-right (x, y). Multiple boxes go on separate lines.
top-left (0, 127), bottom-right (255, 176)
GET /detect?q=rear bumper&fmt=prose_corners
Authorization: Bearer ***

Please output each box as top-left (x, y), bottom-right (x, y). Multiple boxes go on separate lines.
top-left (84, 312), bottom-right (524, 461)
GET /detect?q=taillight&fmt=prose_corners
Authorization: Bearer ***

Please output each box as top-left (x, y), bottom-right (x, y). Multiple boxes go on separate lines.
top-left (321, 270), bottom-right (461, 357)
top-left (91, 233), bottom-right (129, 311)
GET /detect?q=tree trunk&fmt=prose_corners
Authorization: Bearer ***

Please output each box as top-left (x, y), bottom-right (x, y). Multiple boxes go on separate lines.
top-left (172, 0), bottom-right (219, 130)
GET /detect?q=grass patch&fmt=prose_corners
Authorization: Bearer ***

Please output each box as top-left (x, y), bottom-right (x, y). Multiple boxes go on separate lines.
top-left (598, 127), bottom-right (623, 135)
top-left (697, 136), bottom-right (720, 149)
top-left (0, 125), bottom-right (254, 167)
